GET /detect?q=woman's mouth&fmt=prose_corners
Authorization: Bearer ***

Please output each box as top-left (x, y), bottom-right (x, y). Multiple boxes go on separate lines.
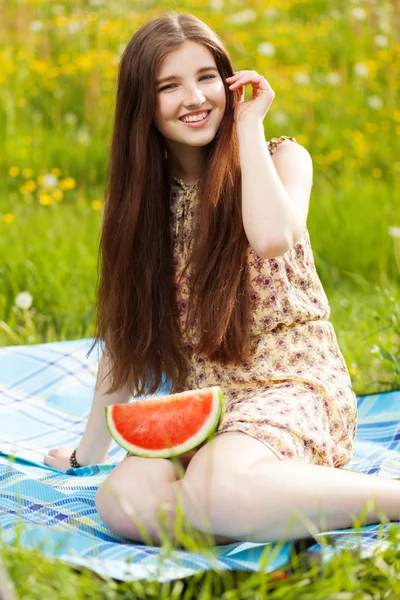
top-left (179, 110), bottom-right (212, 128)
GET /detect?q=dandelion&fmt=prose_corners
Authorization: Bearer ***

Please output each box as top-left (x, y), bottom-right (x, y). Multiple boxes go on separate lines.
top-left (326, 72), bottom-right (342, 86)
top-left (51, 168), bottom-right (62, 177)
top-left (39, 193), bottom-right (53, 205)
top-left (349, 367), bottom-right (357, 376)
top-left (30, 21), bottom-right (45, 32)
top-left (293, 72), bottom-right (309, 85)
top-left (227, 9), bottom-right (257, 25)
top-left (52, 4), bottom-right (66, 14)
top-left (77, 127), bottom-right (91, 146)
top-left (367, 96), bottom-right (383, 110)
top-left (374, 35), bottom-right (388, 48)
top-left (32, 112), bottom-right (42, 125)
top-left (22, 168), bottom-right (34, 178)
top-left (209, 0), bottom-right (223, 9)
top-left (15, 292), bottom-right (33, 310)
top-left (263, 7), bottom-right (280, 19)
top-left (9, 166), bottom-right (19, 177)
top-left (42, 174), bottom-right (58, 188)
top-left (53, 189), bottom-right (64, 201)
top-left (3, 213), bottom-right (15, 224)
top-left (257, 42), bottom-right (275, 58)
top-left (59, 177), bottom-right (76, 190)
top-left (67, 21), bottom-right (84, 34)
top-left (64, 113), bottom-right (78, 126)
top-left (272, 110), bottom-right (288, 126)
top-left (354, 63), bottom-right (369, 77)
top-left (351, 7), bottom-right (366, 20)
top-left (91, 200), bottom-right (103, 211)
top-left (388, 226), bottom-right (400, 238)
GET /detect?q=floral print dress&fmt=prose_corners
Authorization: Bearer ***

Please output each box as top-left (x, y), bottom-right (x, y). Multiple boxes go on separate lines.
top-left (168, 136), bottom-right (357, 468)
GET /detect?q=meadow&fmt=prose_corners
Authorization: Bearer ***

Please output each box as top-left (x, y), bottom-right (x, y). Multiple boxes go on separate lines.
top-left (1, 0), bottom-right (400, 597)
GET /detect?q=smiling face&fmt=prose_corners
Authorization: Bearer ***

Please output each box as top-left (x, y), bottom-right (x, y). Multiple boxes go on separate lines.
top-left (153, 40), bottom-right (227, 153)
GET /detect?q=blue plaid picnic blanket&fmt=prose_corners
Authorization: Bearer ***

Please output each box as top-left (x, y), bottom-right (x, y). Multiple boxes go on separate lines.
top-left (1, 338), bottom-right (399, 582)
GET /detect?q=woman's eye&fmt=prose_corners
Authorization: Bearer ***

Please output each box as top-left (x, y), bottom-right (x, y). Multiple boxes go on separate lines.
top-left (159, 74), bottom-right (216, 91)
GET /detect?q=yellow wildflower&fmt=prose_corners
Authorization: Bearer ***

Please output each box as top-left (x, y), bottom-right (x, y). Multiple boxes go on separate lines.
top-left (26, 180), bottom-right (37, 192)
top-left (9, 167), bottom-right (19, 177)
top-left (51, 168), bottom-right (62, 177)
top-left (91, 200), bottom-right (103, 211)
top-left (39, 193), bottom-right (53, 205)
top-left (22, 168), bottom-right (34, 178)
top-left (59, 177), bottom-right (76, 190)
top-left (3, 213), bottom-right (15, 224)
top-left (349, 367), bottom-right (357, 376)
top-left (53, 189), bottom-right (64, 201)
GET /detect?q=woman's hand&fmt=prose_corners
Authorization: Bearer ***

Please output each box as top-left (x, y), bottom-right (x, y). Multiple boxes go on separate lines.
top-left (44, 447), bottom-right (77, 471)
top-left (226, 70), bottom-right (275, 126)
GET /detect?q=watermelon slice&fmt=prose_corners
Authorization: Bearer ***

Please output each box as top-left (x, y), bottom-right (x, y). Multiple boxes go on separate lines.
top-left (105, 386), bottom-right (226, 458)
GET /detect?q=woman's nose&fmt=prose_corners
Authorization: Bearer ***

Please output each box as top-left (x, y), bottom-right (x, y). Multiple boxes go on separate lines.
top-left (183, 85), bottom-right (206, 104)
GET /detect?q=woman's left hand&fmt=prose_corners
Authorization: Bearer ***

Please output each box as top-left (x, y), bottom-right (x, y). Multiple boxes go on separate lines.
top-left (226, 70), bottom-right (275, 127)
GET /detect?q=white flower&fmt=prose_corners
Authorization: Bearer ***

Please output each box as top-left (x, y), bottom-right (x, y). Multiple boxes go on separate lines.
top-left (351, 7), bottom-right (366, 20)
top-left (32, 111), bottom-right (42, 124)
top-left (227, 9), bottom-right (257, 25)
top-left (379, 18), bottom-right (391, 34)
top-left (263, 7), bottom-right (280, 19)
top-left (209, 0), bottom-right (223, 9)
top-left (64, 113), bottom-right (78, 126)
top-left (388, 226), bottom-right (400, 238)
top-left (354, 62), bottom-right (369, 77)
top-left (367, 96), bottom-right (383, 109)
top-left (77, 127), bottom-right (91, 146)
top-left (374, 34), bottom-right (388, 48)
top-left (257, 42), bottom-right (275, 57)
top-left (272, 110), bottom-right (288, 126)
top-left (15, 292), bottom-right (33, 310)
top-left (370, 345), bottom-right (381, 355)
top-left (67, 21), bottom-right (84, 34)
top-left (326, 72), bottom-right (343, 86)
top-left (42, 174), bottom-right (58, 188)
top-left (30, 21), bottom-right (44, 32)
top-left (52, 5), bottom-right (66, 14)
top-left (293, 72), bottom-right (309, 85)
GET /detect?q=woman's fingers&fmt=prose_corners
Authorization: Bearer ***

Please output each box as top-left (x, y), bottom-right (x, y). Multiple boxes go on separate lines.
top-left (43, 447), bottom-right (74, 471)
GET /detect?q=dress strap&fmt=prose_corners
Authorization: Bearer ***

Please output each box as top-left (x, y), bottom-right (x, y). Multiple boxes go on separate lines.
top-left (267, 136), bottom-right (298, 156)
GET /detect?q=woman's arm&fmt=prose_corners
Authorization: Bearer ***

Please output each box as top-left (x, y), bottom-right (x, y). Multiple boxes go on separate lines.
top-left (44, 350), bottom-right (133, 470)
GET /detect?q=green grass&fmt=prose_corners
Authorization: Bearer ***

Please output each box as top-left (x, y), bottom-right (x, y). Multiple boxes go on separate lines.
top-left (2, 519), bottom-right (400, 599)
top-left (1, 0), bottom-right (400, 596)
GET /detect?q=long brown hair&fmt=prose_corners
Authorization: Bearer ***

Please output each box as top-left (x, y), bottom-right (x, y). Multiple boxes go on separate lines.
top-left (87, 10), bottom-right (252, 396)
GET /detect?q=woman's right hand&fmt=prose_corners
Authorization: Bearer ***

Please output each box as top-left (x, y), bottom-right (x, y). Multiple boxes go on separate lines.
top-left (44, 447), bottom-right (78, 471)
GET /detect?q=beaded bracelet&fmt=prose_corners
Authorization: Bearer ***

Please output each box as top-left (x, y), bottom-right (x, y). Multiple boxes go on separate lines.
top-left (70, 449), bottom-right (82, 469)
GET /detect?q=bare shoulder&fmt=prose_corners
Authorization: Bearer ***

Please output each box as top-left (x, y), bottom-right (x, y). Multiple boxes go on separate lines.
top-left (267, 135), bottom-right (298, 156)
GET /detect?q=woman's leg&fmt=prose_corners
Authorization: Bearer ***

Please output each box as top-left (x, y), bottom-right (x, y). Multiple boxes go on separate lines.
top-left (175, 432), bottom-right (400, 543)
top-left (95, 454), bottom-right (236, 546)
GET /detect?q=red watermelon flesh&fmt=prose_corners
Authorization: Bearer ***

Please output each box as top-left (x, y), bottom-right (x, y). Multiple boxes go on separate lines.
top-left (105, 386), bottom-right (226, 458)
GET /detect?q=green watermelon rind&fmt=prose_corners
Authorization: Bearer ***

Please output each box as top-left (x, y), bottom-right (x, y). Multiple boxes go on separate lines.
top-left (105, 386), bottom-right (226, 459)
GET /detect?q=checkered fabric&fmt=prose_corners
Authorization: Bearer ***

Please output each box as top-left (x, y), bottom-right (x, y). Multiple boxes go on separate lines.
top-left (0, 338), bottom-right (399, 582)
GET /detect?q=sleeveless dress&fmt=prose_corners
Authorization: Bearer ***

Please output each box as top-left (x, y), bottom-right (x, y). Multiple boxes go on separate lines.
top-left (168, 136), bottom-right (357, 468)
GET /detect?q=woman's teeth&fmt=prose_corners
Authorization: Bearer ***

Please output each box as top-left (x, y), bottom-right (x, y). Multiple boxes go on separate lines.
top-left (181, 111), bottom-right (210, 123)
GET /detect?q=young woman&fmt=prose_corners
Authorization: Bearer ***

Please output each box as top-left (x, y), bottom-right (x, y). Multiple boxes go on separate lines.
top-left (44, 11), bottom-right (400, 547)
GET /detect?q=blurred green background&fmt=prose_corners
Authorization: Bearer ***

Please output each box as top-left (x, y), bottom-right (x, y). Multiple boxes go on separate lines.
top-left (1, 0), bottom-right (399, 395)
